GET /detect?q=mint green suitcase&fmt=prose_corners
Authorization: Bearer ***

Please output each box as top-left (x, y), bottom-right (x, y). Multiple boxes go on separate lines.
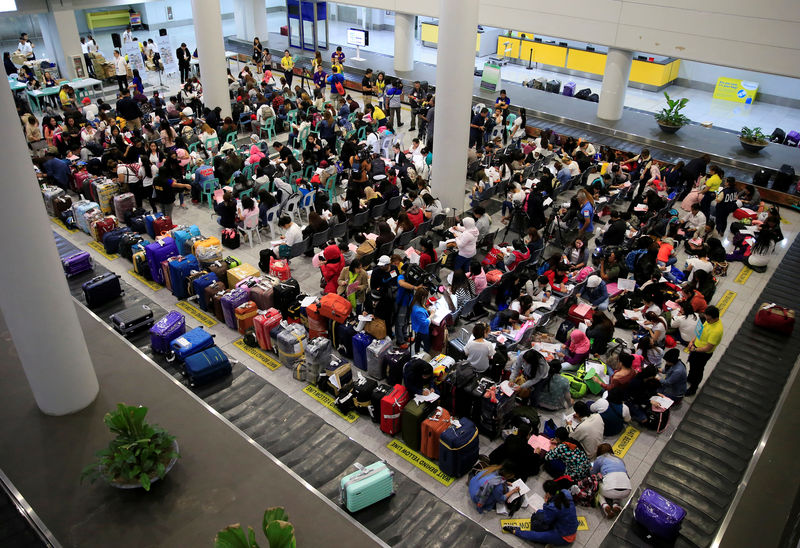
top-left (340, 461), bottom-right (394, 512)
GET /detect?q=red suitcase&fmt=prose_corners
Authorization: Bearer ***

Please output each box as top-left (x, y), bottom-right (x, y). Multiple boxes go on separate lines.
top-left (91, 216), bottom-right (118, 242)
top-left (152, 216), bottom-right (175, 238)
top-left (235, 301), bottom-right (259, 335)
top-left (568, 303), bottom-right (594, 325)
top-left (254, 308), bottom-right (282, 351)
top-left (319, 293), bottom-right (353, 323)
top-left (380, 384), bottom-right (409, 436)
top-left (306, 302), bottom-right (329, 340)
top-left (754, 303), bottom-right (795, 335)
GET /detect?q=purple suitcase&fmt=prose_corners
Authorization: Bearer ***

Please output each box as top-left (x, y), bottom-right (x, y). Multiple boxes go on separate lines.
top-left (61, 251), bottom-right (94, 277)
top-left (785, 130), bottom-right (800, 147)
top-left (149, 311), bottom-right (187, 354)
top-left (145, 237), bottom-right (179, 285)
top-left (562, 81), bottom-right (577, 97)
top-left (221, 287), bottom-right (250, 329)
top-left (634, 489), bottom-right (686, 540)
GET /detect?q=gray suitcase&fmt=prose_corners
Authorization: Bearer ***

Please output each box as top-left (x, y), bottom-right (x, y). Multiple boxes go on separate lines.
top-left (277, 323), bottom-right (307, 367)
top-left (366, 337), bottom-right (393, 380)
top-left (110, 305), bottom-right (154, 336)
top-left (305, 336), bottom-right (333, 384)
top-left (41, 185), bottom-right (65, 216)
top-left (533, 77), bottom-right (547, 90)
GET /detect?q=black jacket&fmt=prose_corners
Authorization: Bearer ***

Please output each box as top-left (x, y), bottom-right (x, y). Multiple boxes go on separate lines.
top-left (176, 47), bottom-right (191, 68)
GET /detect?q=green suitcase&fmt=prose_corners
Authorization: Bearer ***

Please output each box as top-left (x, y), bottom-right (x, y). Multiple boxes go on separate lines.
top-left (340, 461), bottom-right (394, 512)
top-left (401, 400), bottom-right (436, 451)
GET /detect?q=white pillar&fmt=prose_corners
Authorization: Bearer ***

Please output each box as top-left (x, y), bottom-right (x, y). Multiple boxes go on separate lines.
top-left (430, 0), bottom-right (478, 213)
top-left (394, 13), bottom-right (415, 73)
top-left (192, 0), bottom-right (232, 119)
top-left (252, 0), bottom-right (268, 45)
top-left (597, 48), bottom-right (633, 121)
top-left (38, 11), bottom-right (83, 79)
top-left (0, 77), bottom-right (99, 415)
top-left (233, 0), bottom-right (252, 41)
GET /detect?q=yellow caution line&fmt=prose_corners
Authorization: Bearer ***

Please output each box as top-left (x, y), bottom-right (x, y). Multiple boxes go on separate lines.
top-left (176, 300), bottom-right (218, 328)
top-left (50, 216), bottom-right (77, 232)
top-left (386, 439), bottom-right (455, 486)
top-left (233, 338), bottom-right (282, 371)
top-left (734, 266), bottom-right (752, 285)
top-left (501, 516), bottom-right (588, 532)
top-left (715, 290), bottom-right (737, 317)
top-left (303, 384), bottom-right (359, 423)
top-left (87, 240), bottom-right (118, 261)
top-left (127, 269), bottom-right (163, 291)
top-left (612, 425), bottom-right (640, 458)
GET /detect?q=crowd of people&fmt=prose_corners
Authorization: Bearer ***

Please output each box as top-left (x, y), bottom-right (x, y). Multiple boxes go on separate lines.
top-left (14, 33), bottom-right (788, 544)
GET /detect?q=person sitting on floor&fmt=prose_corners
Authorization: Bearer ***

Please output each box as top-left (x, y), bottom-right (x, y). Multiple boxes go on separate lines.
top-left (468, 464), bottom-right (520, 515)
top-left (568, 401), bottom-right (604, 459)
top-left (590, 388), bottom-right (631, 436)
top-left (539, 427), bottom-right (591, 481)
top-left (505, 480), bottom-right (579, 546)
top-left (592, 443), bottom-right (632, 519)
top-left (488, 422), bottom-right (541, 481)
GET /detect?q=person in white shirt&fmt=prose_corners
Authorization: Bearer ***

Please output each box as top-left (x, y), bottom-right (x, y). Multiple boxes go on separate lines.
top-left (81, 98), bottom-right (99, 121)
top-left (122, 26), bottom-right (133, 44)
top-left (464, 323), bottom-right (496, 373)
top-left (17, 33), bottom-right (34, 61)
top-left (87, 35), bottom-right (99, 53)
top-left (682, 203), bottom-right (706, 238)
top-left (671, 301), bottom-right (701, 345)
top-left (684, 248), bottom-right (713, 282)
top-left (79, 37), bottom-right (96, 77)
top-left (565, 157), bottom-right (581, 177)
top-left (113, 50), bottom-right (128, 93)
top-left (568, 401), bottom-right (604, 459)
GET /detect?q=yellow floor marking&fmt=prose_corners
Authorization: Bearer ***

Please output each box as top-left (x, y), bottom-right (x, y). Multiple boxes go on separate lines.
top-left (612, 425), bottom-right (640, 458)
top-left (386, 439), bottom-right (455, 486)
top-left (715, 290), bottom-right (737, 316)
top-left (176, 300), bottom-right (218, 328)
top-left (303, 384), bottom-right (359, 423)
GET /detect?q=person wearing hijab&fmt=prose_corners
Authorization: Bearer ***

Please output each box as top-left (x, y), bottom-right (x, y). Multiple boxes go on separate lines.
top-left (449, 217), bottom-right (479, 272)
top-left (319, 244), bottom-right (344, 294)
top-left (561, 329), bottom-right (591, 369)
top-left (363, 186), bottom-right (382, 210)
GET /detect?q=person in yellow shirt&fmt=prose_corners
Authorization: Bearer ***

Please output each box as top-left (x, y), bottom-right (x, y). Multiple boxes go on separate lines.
top-left (280, 49), bottom-right (294, 86)
top-left (685, 305), bottom-right (722, 396)
top-left (699, 164), bottom-right (722, 217)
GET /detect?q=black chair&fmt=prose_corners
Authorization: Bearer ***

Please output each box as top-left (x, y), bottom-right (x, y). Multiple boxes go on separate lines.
top-left (371, 201), bottom-right (387, 219)
top-left (415, 219), bottom-right (432, 236)
top-left (386, 195), bottom-right (402, 213)
top-left (395, 230), bottom-right (414, 249)
top-left (329, 221), bottom-right (347, 239)
top-left (476, 229), bottom-right (498, 252)
top-left (360, 250), bottom-right (375, 268)
top-left (377, 239), bottom-right (395, 257)
top-left (311, 227), bottom-right (330, 250)
top-left (350, 210), bottom-right (369, 231)
top-left (431, 213), bottom-right (446, 229)
top-left (288, 236), bottom-right (310, 259)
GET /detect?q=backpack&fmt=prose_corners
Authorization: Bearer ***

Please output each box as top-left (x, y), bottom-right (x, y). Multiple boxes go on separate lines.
top-left (625, 249), bottom-right (648, 272)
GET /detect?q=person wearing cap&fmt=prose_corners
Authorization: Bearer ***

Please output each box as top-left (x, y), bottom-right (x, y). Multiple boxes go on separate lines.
top-left (81, 97), bottom-right (99, 122)
top-left (660, 348), bottom-right (687, 402)
top-left (581, 275), bottom-right (609, 310)
top-left (366, 255), bottom-right (397, 336)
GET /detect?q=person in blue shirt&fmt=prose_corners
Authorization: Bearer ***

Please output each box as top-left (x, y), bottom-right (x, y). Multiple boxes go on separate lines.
top-left (337, 97), bottom-right (350, 120)
top-left (469, 108), bottom-right (488, 149)
top-left (581, 275), bottom-right (609, 310)
top-left (660, 348), bottom-right (687, 401)
top-left (592, 443), bottom-right (632, 518)
top-left (555, 161), bottom-right (572, 188)
top-left (131, 68), bottom-right (144, 94)
top-left (410, 287), bottom-right (432, 353)
top-left (42, 154), bottom-right (71, 189)
top-left (495, 89), bottom-right (511, 123)
top-left (468, 464), bottom-right (519, 514)
top-left (577, 188), bottom-right (595, 237)
top-left (394, 270), bottom-right (423, 346)
top-left (327, 72), bottom-right (345, 99)
top-left (505, 480), bottom-right (579, 545)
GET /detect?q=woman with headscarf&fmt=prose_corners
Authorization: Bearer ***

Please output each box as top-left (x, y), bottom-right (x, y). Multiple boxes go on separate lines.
top-left (319, 244), bottom-right (344, 294)
top-left (363, 186), bottom-right (382, 211)
top-left (561, 329), bottom-right (591, 370)
top-left (449, 217), bottom-right (479, 272)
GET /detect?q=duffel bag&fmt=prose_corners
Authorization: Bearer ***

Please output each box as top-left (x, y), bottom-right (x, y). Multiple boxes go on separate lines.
top-left (319, 293), bottom-right (353, 323)
top-left (754, 302), bottom-right (795, 335)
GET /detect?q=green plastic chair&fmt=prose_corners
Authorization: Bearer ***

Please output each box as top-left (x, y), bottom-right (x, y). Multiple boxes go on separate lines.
top-left (260, 117), bottom-right (276, 140)
top-left (286, 109), bottom-right (298, 127)
top-left (238, 188), bottom-right (253, 200)
top-left (188, 141), bottom-right (202, 154)
top-left (303, 165), bottom-right (315, 179)
top-left (347, 112), bottom-right (358, 123)
top-left (288, 171), bottom-right (303, 191)
top-left (506, 113), bottom-right (517, 131)
top-left (242, 164), bottom-right (254, 179)
top-left (201, 178), bottom-right (219, 208)
top-left (225, 131), bottom-right (238, 144)
top-left (297, 125), bottom-right (310, 149)
top-left (325, 173), bottom-right (338, 203)
top-left (357, 125), bottom-right (367, 141)
top-left (75, 88), bottom-right (90, 102)
top-left (258, 182), bottom-right (272, 194)
top-left (204, 136), bottom-right (219, 152)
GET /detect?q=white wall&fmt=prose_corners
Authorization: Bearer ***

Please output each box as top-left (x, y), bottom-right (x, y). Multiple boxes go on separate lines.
top-left (335, 0), bottom-right (800, 78)
top-left (678, 61), bottom-right (800, 100)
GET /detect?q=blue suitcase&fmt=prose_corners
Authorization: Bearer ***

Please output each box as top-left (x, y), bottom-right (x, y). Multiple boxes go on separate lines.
top-left (439, 417), bottom-right (479, 478)
top-left (172, 225), bottom-right (202, 255)
top-left (102, 226), bottom-right (132, 255)
top-left (144, 212), bottom-right (164, 238)
top-left (352, 332), bottom-right (374, 371)
top-left (562, 81), bottom-right (577, 97)
top-left (81, 272), bottom-right (123, 308)
top-left (192, 272), bottom-right (220, 311)
top-left (168, 254), bottom-right (200, 300)
top-left (634, 489), bottom-right (686, 540)
top-left (145, 238), bottom-right (179, 285)
top-left (339, 461), bottom-right (395, 512)
top-left (183, 346), bottom-right (232, 387)
top-left (333, 321), bottom-right (357, 358)
top-left (167, 327), bottom-right (215, 363)
top-left (149, 311), bottom-right (186, 354)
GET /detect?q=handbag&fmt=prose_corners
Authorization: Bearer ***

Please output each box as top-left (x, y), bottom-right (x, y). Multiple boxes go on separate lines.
top-left (364, 317), bottom-right (387, 339)
top-left (754, 302), bottom-right (795, 335)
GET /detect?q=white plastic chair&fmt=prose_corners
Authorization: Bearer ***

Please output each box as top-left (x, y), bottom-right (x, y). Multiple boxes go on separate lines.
top-left (237, 212), bottom-right (262, 248)
top-left (281, 192), bottom-right (302, 223)
top-left (262, 204), bottom-right (281, 238)
top-left (379, 134), bottom-right (395, 158)
top-left (299, 191), bottom-right (315, 221)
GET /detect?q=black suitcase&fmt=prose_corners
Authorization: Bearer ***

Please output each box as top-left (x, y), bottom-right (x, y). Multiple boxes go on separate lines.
top-left (770, 128), bottom-right (786, 144)
top-left (546, 80), bottom-right (561, 93)
top-left (273, 278), bottom-right (300, 314)
top-left (102, 227), bottom-right (132, 255)
top-left (119, 233), bottom-right (144, 261)
top-left (384, 347), bottom-right (410, 385)
top-left (334, 384), bottom-right (356, 415)
top-left (110, 304), bottom-right (154, 336)
top-left (82, 272), bottom-right (123, 308)
top-left (773, 164), bottom-right (796, 192)
top-left (480, 392), bottom-right (516, 439)
top-left (369, 383), bottom-right (393, 423)
top-left (533, 77), bottom-right (547, 90)
top-left (60, 209), bottom-right (77, 230)
top-left (353, 376), bottom-right (378, 415)
top-left (332, 320), bottom-right (357, 359)
top-left (575, 88), bottom-right (592, 100)
top-left (588, 93), bottom-right (599, 102)
top-left (752, 168), bottom-right (773, 188)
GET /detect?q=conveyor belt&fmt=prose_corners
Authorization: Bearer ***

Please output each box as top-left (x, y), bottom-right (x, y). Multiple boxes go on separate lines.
top-left (602, 236), bottom-right (800, 547)
top-left (0, 488), bottom-right (46, 548)
top-left (53, 232), bottom-right (506, 548)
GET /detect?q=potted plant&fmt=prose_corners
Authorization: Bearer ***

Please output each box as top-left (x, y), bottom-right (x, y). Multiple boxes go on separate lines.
top-left (654, 92), bottom-right (690, 134)
top-left (81, 404), bottom-right (179, 491)
top-left (215, 507), bottom-right (296, 548)
top-left (740, 126), bottom-right (769, 153)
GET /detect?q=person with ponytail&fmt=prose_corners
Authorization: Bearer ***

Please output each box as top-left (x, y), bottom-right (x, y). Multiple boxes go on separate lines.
top-left (533, 361), bottom-right (572, 410)
top-left (504, 480), bottom-right (579, 545)
top-left (468, 464), bottom-right (519, 514)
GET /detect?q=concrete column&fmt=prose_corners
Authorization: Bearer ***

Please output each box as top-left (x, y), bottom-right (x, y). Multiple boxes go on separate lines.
top-left (192, 0), bottom-right (232, 119)
top-left (393, 13), bottom-right (415, 73)
top-left (430, 0), bottom-right (478, 212)
top-left (0, 77), bottom-right (99, 415)
top-left (252, 0), bottom-right (269, 45)
top-left (233, 0), bottom-right (253, 41)
top-left (38, 11), bottom-right (83, 79)
top-left (597, 47), bottom-right (633, 121)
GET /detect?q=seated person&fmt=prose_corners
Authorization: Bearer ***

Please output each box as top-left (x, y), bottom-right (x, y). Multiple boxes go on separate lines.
top-left (354, 232), bottom-right (377, 259)
top-left (533, 362), bottom-right (573, 411)
top-left (538, 427), bottom-right (591, 481)
top-left (508, 349), bottom-right (549, 399)
top-left (563, 237), bottom-right (589, 271)
top-left (488, 423), bottom-right (541, 481)
top-left (468, 464), bottom-right (519, 515)
top-left (580, 275), bottom-right (609, 310)
top-left (560, 328), bottom-right (591, 370)
top-left (236, 196), bottom-right (258, 228)
top-left (592, 444), bottom-right (632, 518)
top-left (568, 401), bottom-right (605, 459)
top-left (589, 389), bottom-right (631, 437)
top-left (659, 348), bottom-right (688, 402)
top-left (601, 352), bottom-right (636, 391)
top-left (505, 480), bottom-right (579, 546)
top-left (544, 262), bottom-right (570, 293)
top-left (214, 191), bottom-right (238, 229)
top-left (586, 311), bottom-right (615, 355)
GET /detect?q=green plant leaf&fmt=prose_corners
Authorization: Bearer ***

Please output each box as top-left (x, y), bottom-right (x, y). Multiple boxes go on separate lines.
top-left (264, 521), bottom-right (295, 548)
top-left (262, 507), bottom-right (289, 533)
top-left (140, 472), bottom-right (151, 491)
top-left (214, 525), bottom-right (258, 548)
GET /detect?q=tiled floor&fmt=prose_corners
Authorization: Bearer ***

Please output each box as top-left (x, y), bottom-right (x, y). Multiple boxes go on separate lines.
top-left (48, 95), bottom-right (799, 545)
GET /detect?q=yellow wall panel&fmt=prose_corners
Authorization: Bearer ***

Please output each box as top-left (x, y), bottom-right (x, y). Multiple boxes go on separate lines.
top-left (496, 36), bottom-right (521, 59)
top-left (519, 39), bottom-right (536, 62)
top-left (533, 43), bottom-right (567, 67)
top-left (668, 59), bottom-right (681, 82)
top-left (630, 60), bottom-right (669, 86)
top-left (566, 49), bottom-right (606, 75)
top-left (421, 22), bottom-right (438, 43)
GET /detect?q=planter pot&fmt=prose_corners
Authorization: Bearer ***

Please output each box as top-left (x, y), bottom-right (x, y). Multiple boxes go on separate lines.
top-left (657, 122), bottom-right (683, 134)
top-left (740, 139), bottom-right (768, 153)
top-left (107, 440), bottom-right (179, 490)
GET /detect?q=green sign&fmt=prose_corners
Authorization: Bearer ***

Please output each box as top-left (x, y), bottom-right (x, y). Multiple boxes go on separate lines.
top-left (480, 62), bottom-right (502, 92)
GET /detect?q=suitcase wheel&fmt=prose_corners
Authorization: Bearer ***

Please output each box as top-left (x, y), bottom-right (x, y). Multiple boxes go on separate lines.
top-left (166, 351), bottom-right (177, 364)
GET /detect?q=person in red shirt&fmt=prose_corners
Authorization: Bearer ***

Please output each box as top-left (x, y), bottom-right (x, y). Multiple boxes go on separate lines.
top-left (679, 286), bottom-right (707, 313)
top-left (418, 238), bottom-right (438, 269)
top-left (544, 263), bottom-right (569, 292)
top-left (406, 202), bottom-right (425, 229)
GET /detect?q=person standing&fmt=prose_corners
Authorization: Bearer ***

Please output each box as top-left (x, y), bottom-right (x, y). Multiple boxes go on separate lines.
top-left (116, 88), bottom-right (143, 131)
top-left (331, 45), bottom-right (346, 65)
top-left (252, 37), bottom-right (264, 73)
top-left (715, 176), bottom-right (739, 235)
top-left (280, 50), bottom-right (294, 86)
top-left (386, 79), bottom-right (403, 128)
top-left (80, 37), bottom-right (95, 77)
top-left (113, 50), bottom-right (129, 93)
top-left (361, 68), bottom-right (374, 106)
top-left (685, 305), bottom-right (722, 396)
top-left (176, 42), bottom-right (192, 84)
top-left (410, 288), bottom-right (433, 354)
top-left (408, 81), bottom-right (423, 132)
top-left (17, 33), bottom-right (34, 61)
top-left (122, 25), bottom-right (133, 44)
top-left (469, 108), bottom-right (488, 149)
top-left (495, 88), bottom-right (511, 124)
top-left (577, 188), bottom-right (595, 239)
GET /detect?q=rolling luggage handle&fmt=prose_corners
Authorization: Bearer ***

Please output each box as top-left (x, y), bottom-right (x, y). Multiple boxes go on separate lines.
top-left (339, 461), bottom-right (394, 505)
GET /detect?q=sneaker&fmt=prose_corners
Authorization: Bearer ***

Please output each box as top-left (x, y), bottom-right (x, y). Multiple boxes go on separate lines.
top-left (602, 503), bottom-right (615, 518)
top-left (398, 123), bottom-right (404, 127)
top-left (613, 503), bottom-right (622, 515)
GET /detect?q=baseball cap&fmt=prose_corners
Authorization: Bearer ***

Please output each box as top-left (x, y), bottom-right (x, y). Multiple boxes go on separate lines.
top-left (377, 255), bottom-right (390, 266)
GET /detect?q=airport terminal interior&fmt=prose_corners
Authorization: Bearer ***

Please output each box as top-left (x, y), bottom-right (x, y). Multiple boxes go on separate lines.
top-left (1, 1), bottom-right (800, 547)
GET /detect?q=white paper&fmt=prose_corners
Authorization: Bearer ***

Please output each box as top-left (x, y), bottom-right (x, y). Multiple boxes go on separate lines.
top-left (623, 309), bottom-right (644, 321)
top-left (495, 502), bottom-right (509, 515)
top-left (617, 278), bottom-right (636, 291)
top-left (651, 395), bottom-right (674, 409)
top-left (534, 342), bottom-right (563, 354)
top-left (542, 197), bottom-right (553, 207)
top-left (414, 392), bottom-right (440, 404)
top-left (329, 374), bottom-right (341, 390)
top-left (499, 381), bottom-right (515, 397)
top-left (507, 479), bottom-right (531, 502)
top-left (300, 296), bottom-right (317, 308)
top-left (528, 493), bottom-right (545, 511)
